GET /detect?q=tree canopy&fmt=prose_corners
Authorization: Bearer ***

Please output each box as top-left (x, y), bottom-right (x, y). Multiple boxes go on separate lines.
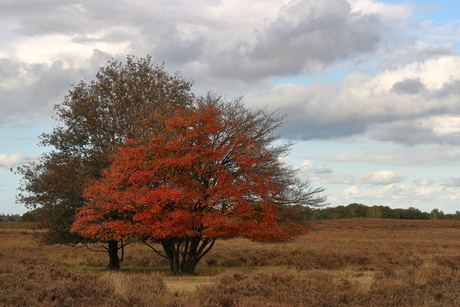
top-left (71, 99), bottom-right (326, 274)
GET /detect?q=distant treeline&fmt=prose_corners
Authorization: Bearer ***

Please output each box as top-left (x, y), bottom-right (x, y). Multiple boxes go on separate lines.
top-left (2, 204), bottom-right (460, 222)
top-left (0, 214), bottom-right (21, 222)
top-left (0, 212), bottom-right (37, 222)
top-left (307, 203), bottom-right (460, 221)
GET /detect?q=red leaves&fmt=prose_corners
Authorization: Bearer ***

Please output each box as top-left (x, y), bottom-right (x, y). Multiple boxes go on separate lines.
top-left (72, 103), bottom-right (305, 244)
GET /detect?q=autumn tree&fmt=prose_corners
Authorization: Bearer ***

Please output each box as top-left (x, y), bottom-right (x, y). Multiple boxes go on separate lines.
top-left (15, 56), bottom-right (194, 270)
top-left (71, 99), bottom-right (326, 274)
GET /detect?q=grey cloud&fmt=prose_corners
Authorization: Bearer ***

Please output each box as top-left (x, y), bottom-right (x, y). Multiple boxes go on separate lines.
top-left (366, 121), bottom-right (433, 145)
top-left (2, 0), bottom-right (147, 37)
top-left (0, 0), bottom-right (434, 92)
top-left (0, 59), bottom-right (21, 82)
top-left (417, 43), bottom-right (455, 58)
top-left (246, 55), bottom-right (460, 144)
top-left (429, 80), bottom-right (460, 100)
top-left (151, 27), bottom-right (205, 65)
top-left (322, 145), bottom-right (460, 167)
top-left (2, 1), bottom-right (92, 36)
top-left (209, 0), bottom-right (381, 80)
top-left (441, 177), bottom-right (460, 187)
top-left (366, 118), bottom-right (460, 146)
top-left (0, 72), bottom-right (60, 122)
top-left (392, 78), bottom-right (425, 94)
top-left (246, 82), bottom-right (370, 140)
top-left (89, 49), bottom-right (123, 71)
top-left (1, 0), bottom-right (211, 59)
top-left (3, 0), bottom-right (460, 147)
top-left (280, 119), bottom-right (368, 141)
top-left (0, 51), bottom-right (113, 124)
top-left (0, 0), bottom-right (447, 89)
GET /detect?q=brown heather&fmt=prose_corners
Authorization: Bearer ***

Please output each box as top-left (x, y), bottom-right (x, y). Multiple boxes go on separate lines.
top-left (2, 218), bottom-right (460, 306)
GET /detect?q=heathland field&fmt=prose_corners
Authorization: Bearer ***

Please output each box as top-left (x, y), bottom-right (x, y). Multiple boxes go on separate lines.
top-left (2, 218), bottom-right (460, 306)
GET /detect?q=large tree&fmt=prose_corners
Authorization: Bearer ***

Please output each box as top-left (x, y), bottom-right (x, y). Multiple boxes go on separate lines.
top-left (71, 99), bottom-right (326, 274)
top-left (16, 56), bottom-right (194, 269)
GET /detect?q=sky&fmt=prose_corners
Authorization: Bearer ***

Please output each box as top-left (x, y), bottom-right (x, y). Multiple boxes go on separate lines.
top-left (1, 0), bottom-right (460, 215)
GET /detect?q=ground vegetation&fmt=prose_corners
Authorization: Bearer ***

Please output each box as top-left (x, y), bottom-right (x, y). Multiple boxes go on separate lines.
top-left (2, 219), bottom-right (460, 306)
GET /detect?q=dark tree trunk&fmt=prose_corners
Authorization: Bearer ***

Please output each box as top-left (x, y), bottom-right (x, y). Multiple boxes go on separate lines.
top-left (159, 237), bottom-right (216, 274)
top-left (107, 240), bottom-right (121, 270)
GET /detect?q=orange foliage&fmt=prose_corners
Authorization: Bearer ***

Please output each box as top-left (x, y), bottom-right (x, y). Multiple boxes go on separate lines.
top-left (71, 104), bottom-right (306, 243)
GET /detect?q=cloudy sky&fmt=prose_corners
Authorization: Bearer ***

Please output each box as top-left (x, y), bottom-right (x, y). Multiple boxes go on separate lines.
top-left (1, 0), bottom-right (460, 214)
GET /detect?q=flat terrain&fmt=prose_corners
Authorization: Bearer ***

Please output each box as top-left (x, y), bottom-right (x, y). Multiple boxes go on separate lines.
top-left (2, 219), bottom-right (460, 306)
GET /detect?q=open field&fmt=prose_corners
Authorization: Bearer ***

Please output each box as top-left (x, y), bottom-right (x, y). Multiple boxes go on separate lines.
top-left (2, 219), bottom-right (460, 306)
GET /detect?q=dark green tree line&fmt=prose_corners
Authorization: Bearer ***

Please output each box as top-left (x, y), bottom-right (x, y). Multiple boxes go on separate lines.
top-left (310, 203), bottom-right (460, 220)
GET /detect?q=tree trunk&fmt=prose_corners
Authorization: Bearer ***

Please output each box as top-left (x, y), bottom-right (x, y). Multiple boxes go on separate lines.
top-left (107, 240), bottom-right (121, 270)
top-left (160, 237), bottom-right (215, 274)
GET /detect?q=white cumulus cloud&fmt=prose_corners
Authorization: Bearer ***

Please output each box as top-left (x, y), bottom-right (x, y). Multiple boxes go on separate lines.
top-left (355, 170), bottom-right (407, 185)
top-left (247, 55), bottom-right (460, 143)
top-left (301, 160), bottom-right (332, 174)
top-left (415, 178), bottom-right (434, 186)
top-left (0, 154), bottom-right (36, 169)
top-left (301, 161), bottom-right (406, 185)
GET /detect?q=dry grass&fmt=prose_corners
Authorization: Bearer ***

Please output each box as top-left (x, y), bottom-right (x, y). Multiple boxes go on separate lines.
top-left (2, 219), bottom-right (460, 306)
top-left (164, 276), bottom-right (214, 293)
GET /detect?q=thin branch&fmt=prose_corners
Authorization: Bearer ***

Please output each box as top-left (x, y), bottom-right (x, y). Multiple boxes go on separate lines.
top-left (143, 241), bottom-right (168, 259)
top-left (120, 239), bottom-right (124, 263)
top-left (84, 243), bottom-right (108, 253)
top-left (195, 238), bottom-right (216, 263)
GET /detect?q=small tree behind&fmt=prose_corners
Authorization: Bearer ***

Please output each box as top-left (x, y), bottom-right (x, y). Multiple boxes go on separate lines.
top-left (16, 56), bottom-right (194, 270)
top-left (72, 99), bottom-right (326, 274)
